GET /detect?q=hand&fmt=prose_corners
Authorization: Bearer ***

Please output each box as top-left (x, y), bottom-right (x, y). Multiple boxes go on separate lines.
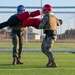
top-left (59, 19), bottom-right (63, 25)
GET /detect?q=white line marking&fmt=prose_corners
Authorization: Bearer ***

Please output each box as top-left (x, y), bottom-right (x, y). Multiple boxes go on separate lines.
top-left (0, 68), bottom-right (75, 70)
top-left (0, 60), bottom-right (75, 61)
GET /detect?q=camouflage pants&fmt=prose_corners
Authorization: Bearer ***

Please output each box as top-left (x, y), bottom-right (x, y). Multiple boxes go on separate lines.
top-left (41, 35), bottom-right (56, 61)
top-left (11, 30), bottom-right (24, 58)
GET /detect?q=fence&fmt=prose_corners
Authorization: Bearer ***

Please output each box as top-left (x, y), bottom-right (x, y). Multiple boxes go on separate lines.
top-left (0, 6), bottom-right (75, 52)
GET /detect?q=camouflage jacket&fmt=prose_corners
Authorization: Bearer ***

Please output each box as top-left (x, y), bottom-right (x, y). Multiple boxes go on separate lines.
top-left (38, 12), bottom-right (61, 32)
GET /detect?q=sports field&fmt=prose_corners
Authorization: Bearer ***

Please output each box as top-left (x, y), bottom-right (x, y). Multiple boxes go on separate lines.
top-left (0, 42), bottom-right (75, 50)
top-left (0, 52), bottom-right (75, 75)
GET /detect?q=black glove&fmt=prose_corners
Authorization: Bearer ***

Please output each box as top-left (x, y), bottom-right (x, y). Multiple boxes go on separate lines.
top-left (59, 19), bottom-right (63, 25)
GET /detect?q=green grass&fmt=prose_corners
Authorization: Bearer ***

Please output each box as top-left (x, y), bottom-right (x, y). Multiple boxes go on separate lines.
top-left (0, 52), bottom-right (75, 75)
top-left (0, 42), bottom-right (75, 50)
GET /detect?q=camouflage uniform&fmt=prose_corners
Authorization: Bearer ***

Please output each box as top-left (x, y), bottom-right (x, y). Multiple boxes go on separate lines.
top-left (38, 12), bottom-right (61, 67)
top-left (11, 15), bottom-right (26, 64)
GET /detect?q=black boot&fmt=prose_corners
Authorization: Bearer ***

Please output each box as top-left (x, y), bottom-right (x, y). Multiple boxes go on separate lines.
top-left (46, 59), bottom-right (51, 67)
top-left (12, 57), bottom-right (17, 65)
top-left (46, 59), bottom-right (57, 68)
top-left (17, 58), bottom-right (23, 64)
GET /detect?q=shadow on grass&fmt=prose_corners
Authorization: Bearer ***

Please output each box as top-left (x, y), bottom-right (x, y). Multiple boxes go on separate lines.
top-left (0, 64), bottom-right (11, 66)
top-left (24, 64), bottom-right (46, 68)
top-left (71, 52), bottom-right (75, 54)
top-left (0, 63), bottom-right (46, 69)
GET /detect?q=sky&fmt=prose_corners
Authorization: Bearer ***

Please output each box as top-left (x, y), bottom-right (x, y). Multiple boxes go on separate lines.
top-left (0, 0), bottom-right (75, 34)
top-left (0, 0), bottom-right (75, 6)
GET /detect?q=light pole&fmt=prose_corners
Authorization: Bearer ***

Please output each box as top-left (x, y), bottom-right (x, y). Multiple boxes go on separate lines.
top-left (25, 27), bottom-right (28, 43)
top-left (40, 0), bottom-right (43, 41)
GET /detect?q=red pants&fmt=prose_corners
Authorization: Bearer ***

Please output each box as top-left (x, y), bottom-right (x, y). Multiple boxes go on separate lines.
top-left (22, 18), bottom-right (42, 29)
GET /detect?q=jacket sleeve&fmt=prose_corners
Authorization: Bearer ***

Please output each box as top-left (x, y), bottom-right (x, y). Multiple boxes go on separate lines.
top-left (38, 15), bottom-right (48, 29)
top-left (17, 10), bottom-right (40, 22)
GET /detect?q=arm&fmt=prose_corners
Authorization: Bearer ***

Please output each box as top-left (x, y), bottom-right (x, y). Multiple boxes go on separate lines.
top-left (57, 19), bottom-right (63, 26)
top-left (7, 10), bottom-right (41, 27)
top-left (22, 18), bottom-right (42, 29)
top-left (0, 10), bottom-right (41, 29)
top-left (59, 19), bottom-right (63, 25)
top-left (38, 15), bottom-right (48, 29)
top-left (17, 10), bottom-right (41, 22)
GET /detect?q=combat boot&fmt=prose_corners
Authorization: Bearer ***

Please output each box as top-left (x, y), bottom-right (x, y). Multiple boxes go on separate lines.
top-left (46, 59), bottom-right (57, 68)
top-left (17, 58), bottom-right (23, 64)
top-left (46, 60), bottom-right (51, 67)
top-left (12, 57), bottom-right (17, 65)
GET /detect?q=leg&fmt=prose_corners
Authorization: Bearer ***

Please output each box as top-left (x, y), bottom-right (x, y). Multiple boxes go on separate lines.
top-left (17, 31), bottom-right (24, 64)
top-left (41, 37), bottom-right (52, 66)
top-left (41, 36), bottom-right (57, 67)
top-left (11, 30), bottom-right (19, 65)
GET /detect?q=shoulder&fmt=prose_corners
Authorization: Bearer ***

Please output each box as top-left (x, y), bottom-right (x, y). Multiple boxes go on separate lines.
top-left (45, 12), bottom-right (55, 18)
top-left (11, 14), bottom-right (18, 17)
top-left (49, 12), bottom-right (55, 17)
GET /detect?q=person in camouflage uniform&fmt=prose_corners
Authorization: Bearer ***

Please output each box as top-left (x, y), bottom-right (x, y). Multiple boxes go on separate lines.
top-left (38, 4), bottom-right (63, 68)
top-left (11, 5), bottom-right (26, 65)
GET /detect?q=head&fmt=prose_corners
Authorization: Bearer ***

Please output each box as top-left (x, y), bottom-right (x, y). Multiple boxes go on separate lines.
top-left (42, 4), bottom-right (52, 14)
top-left (17, 5), bottom-right (25, 14)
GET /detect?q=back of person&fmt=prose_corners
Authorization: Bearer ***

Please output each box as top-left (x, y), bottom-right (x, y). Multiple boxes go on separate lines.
top-left (43, 12), bottom-right (58, 32)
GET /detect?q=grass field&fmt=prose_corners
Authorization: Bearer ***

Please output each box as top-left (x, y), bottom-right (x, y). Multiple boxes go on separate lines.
top-left (0, 52), bottom-right (75, 75)
top-left (0, 42), bottom-right (75, 50)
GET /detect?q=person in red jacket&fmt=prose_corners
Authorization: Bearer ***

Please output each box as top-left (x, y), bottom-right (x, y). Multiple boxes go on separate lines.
top-left (0, 10), bottom-right (41, 29)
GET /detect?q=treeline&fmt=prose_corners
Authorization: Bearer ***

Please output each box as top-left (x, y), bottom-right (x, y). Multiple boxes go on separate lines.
top-left (58, 29), bottom-right (75, 39)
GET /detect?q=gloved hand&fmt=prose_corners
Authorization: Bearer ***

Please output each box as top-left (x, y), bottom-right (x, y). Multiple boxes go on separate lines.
top-left (59, 19), bottom-right (63, 25)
